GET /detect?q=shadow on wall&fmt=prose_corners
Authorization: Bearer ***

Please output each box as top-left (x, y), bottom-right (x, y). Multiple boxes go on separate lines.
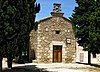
top-left (31, 49), bottom-right (36, 60)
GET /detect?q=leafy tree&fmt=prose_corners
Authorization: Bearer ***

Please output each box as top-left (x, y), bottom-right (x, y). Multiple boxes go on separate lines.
top-left (70, 0), bottom-right (100, 64)
top-left (0, 0), bottom-right (40, 70)
top-left (0, 21), bottom-right (4, 72)
top-left (0, 8), bottom-right (3, 71)
top-left (0, 0), bottom-right (18, 69)
top-left (14, 0), bottom-right (40, 63)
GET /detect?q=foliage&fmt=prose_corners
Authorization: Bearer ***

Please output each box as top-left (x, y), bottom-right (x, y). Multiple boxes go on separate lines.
top-left (70, 0), bottom-right (100, 54)
top-left (0, 0), bottom-right (40, 70)
top-left (14, 0), bottom-right (40, 63)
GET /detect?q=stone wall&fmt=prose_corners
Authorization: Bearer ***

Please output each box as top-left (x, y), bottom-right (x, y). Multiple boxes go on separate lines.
top-left (30, 16), bottom-right (76, 63)
top-left (29, 30), bottom-right (37, 60)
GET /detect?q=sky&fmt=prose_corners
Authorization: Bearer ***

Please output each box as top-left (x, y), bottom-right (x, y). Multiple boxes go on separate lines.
top-left (36, 0), bottom-right (77, 21)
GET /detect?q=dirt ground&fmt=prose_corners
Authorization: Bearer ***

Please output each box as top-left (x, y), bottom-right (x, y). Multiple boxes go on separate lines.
top-left (2, 58), bottom-right (100, 72)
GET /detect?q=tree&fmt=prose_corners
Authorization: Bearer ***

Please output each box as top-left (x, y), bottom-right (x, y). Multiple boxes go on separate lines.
top-left (8, 0), bottom-right (40, 66)
top-left (70, 0), bottom-right (100, 64)
top-left (0, 9), bottom-right (4, 71)
top-left (0, 0), bottom-right (40, 70)
top-left (13, 0), bottom-right (40, 63)
top-left (0, 0), bottom-right (18, 69)
top-left (0, 0), bottom-right (15, 70)
top-left (0, 24), bottom-right (3, 72)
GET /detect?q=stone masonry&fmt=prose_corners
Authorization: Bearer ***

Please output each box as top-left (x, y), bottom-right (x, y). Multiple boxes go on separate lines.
top-left (29, 3), bottom-right (76, 63)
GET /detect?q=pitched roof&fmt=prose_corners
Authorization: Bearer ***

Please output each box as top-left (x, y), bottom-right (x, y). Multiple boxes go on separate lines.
top-left (36, 16), bottom-right (72, 24)
top-left (36, 16), bottom-right (52, 23)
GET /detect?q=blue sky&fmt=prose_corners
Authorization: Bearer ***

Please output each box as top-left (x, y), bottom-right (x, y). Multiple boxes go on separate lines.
top-left (36, 0), bottom-right (77, 21)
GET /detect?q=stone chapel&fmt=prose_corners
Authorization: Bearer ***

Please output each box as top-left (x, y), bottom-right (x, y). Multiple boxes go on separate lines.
top-left (29, 3), bottom-right (76, 63)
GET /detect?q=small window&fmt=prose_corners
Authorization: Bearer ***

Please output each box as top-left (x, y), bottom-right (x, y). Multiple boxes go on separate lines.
top-left (55, 30), bottom-right (60, 34)
top-left (93, 54), bottom-right (96, 58)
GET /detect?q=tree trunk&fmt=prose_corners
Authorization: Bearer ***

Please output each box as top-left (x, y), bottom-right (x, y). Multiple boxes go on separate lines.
top-left (7, 54), bottom-right (13, 69)
top-left (18, 50), bottom-right (24, 64)
top-left (27, 37), bottom-right (30, 62)
top-left (88, 51), bottom-right (91, 65)
top-left (0, 52), bottom-right (3, 72)
top-left (17, 39), bottom-right (24, 64)
top-left (27, 36), bottom-right (32, 63)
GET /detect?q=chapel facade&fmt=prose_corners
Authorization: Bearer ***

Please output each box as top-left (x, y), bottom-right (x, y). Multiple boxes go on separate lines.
top-left (29, 3), bottom-right (76, 63)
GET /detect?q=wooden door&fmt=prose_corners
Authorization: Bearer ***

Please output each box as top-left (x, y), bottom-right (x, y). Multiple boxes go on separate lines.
top-left (53, 45), bottom-right (62, 62)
